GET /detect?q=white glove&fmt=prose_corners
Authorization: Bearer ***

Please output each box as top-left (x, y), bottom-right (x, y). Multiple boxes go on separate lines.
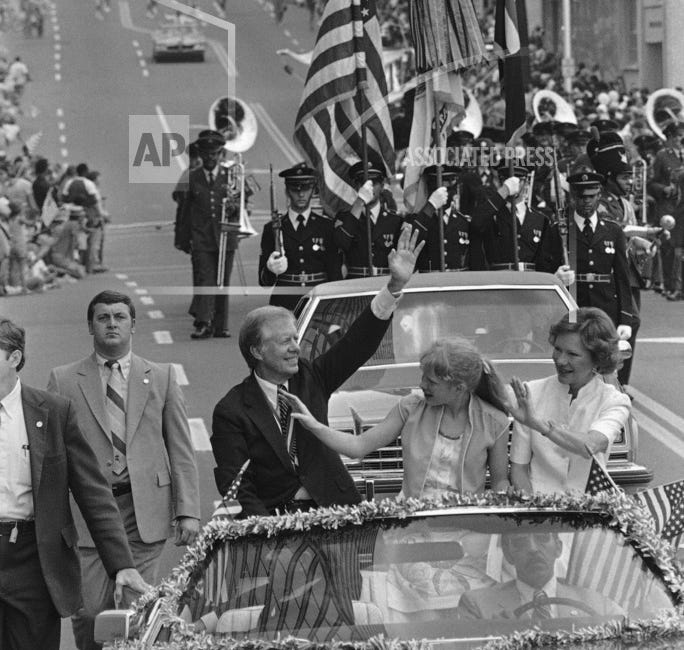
top-left (617, 325), bottom-right (632, 341)
top-left (502, 176), bottom-right (521, 198)
top-left (357, 180), bottom-right (374, 205)
top-left (428, 186), bottom-right (448, 210)
top-left (554, 265), bottom-right (575, 286)
top-left (266, 251), bottom-right (288, 275)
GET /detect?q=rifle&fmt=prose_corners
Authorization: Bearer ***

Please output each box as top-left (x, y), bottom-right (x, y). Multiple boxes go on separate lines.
top-left (269, 164), bottom-right (283, 254)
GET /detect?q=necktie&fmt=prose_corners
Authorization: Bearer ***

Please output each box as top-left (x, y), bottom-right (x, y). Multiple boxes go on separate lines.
top-left (207, 170), bottom-right (214, 187)
top-left (277, 385), bottom-right (296, 464)
top-left (296, 214), bottom-right (305, 234)
top-left (582, 217), bottom-right (593, 239)
top-left (532, 590), bottom-right (551, 620)
top-left (105, 360), bottom-right (127, 475)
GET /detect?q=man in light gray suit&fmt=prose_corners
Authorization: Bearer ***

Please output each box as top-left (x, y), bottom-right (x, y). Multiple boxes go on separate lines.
top-left (48, 290), bottom-right (201, 650)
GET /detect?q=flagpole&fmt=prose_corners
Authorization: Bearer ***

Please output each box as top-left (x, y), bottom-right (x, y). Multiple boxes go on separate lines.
top-left (508, 158), bottom-right (520, 269)
top-left (432, 92), bottom-right (445, 272)
top-left (360, 113), bottom-right (374, 273)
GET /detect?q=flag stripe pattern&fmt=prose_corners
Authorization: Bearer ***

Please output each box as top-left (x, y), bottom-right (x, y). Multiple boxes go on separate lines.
top-left (294, 0), bottom-right (395, 216)
top-left (566, 527), bottom-right (646, 609)
top-left (584, 453), bottom-right (619, 495)
top-left (634, 479), bottom-right (684, 543)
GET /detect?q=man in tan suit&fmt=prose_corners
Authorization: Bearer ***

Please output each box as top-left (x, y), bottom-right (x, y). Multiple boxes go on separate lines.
top-left (48, 290), bottom-right (201, 650)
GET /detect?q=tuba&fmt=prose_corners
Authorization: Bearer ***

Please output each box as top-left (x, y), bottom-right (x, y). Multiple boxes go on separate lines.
top-left (210, 96), bottom-right (259, 287)
top-left (645, 88), bottom-right (684, 141)
top-left (532, 89), bottom-right (577, 125)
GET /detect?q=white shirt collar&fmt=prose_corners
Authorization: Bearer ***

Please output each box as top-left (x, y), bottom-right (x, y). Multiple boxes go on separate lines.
top-left (288, 208), bottom-right (312, 229)
top-left (95, 350), bottom-right (132, 379)
top-left (254, 372), bottom-right (288, 412)
top-left (0, 378), bottom-right (22, 421)
top-left (516, 575), bottom-right (558, 605)
top-left (516, 202), bottom-right (527, 224)
top-left (574, 211), bottom-right (598, 231)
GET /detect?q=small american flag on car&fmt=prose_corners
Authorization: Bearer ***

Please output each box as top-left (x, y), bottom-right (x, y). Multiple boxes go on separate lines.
top-left (211, 459), bottom-right (250, 519)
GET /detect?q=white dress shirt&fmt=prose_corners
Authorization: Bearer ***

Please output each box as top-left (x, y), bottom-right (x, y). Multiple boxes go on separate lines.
top-left (96, 350), bottom-right (132, 398)
top-left (573, 212), bottom-right (598, 232)
top-left (287, 207), bottom-right (312, 229)
top-left (0, 379), bottom-right (34, 519)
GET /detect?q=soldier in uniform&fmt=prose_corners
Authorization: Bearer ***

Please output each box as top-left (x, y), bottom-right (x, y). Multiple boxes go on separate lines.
top-left (259, 163), bottom-right (341, 311)
top-left (334, 157), bottom-right (403, 278)
top-left (558, 129), bottom-right (593, 175)
top-left (446, 129), bottom-right (485, 215)
top-left (567, 171), bottom-right (636, 346)
top-left (469, 160), bottom-right (569, 278)
top-left (409, 165), bottom-right (471, 272)
top-left (648, 119), bottom-right (684, 300)
top-left (178, 130), bottom-right (238, 340)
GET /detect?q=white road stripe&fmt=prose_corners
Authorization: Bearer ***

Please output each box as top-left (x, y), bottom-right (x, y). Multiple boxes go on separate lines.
top-left (188, 418), bottom-right (212, 451)
top-left (54, 52), bottom-right (61, 60)
top-left (639, 337), bottom-right (684, 344)
top-left (56, 107), bottom-right (63, 117)
top-left (139, 296), bottom-right (155, 305)
top-left (124, 280), bottom-right (138, 287)
top-left (115, 273), bottom-right (128, 279)
top-left (251, 102), bottom-right (299, 164)
top-left (172, 363), bottom-right (188, 385)
top-left (208, 39), bottom-right (237, 77)
top-left (60, 148), bottom-right (68, 158)
top-left (134, 288), bottom-right (149, 294)
top-left (147, 310), bottom-right (164, 319)
top-left (55, 73), bottom-right (61, 81)
top-left (119, 0), bottom-right (154, 34)
top-left (155, 105), bottom-right (188, 173)
top-left (132, 39), bottom-right (139, 47)
top-left (632, 407), bottom-right (684, 461)
top-left (142, 69), bottom-right (149, 77)
top-left (136, 49), bottom-right (143, 57)
top-left (283, 29), bottom-right (291, 37)
top-left (631, 387), bottom-right (684, 436)
top-left (59, 135), bottom-right (67, 143)
top-left (153, 330), bottom-right (173, 344)
top-left (58, 122), bottom-right (65, 130)
top-left (54, 33), bottom-right (60, 41)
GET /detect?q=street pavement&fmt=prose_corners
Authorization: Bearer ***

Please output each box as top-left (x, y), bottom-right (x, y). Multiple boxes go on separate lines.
top-left (0, 1), bottom-right (683, 647)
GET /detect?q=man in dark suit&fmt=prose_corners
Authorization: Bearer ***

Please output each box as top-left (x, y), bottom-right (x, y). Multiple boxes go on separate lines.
top-left (213, 225), bottom-right (424, 516)
top-left (457, 531), bottom-right (623, 620)
top-left (334, 156), bottom-right (403, 278)
top-left (48, 290), bottom-right (200, 650)
top-left (0, 318), bottom-right (147, 650)
top-left (259, 163), bottom-right (341, 312)
top-left (178, 129), bottom-right (238, 339)
top-left (568, 171), bottom-right (636, 342)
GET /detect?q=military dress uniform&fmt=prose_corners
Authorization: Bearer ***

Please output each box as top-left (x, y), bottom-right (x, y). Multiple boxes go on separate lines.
top-left (410, 201), bottom-right (471, 272)
top-left (178, 133), bottom-right (238, 338)
top-left (334, 202), bottom-right (402, 277)
top-left (469, 167), bottom-right (564, 273)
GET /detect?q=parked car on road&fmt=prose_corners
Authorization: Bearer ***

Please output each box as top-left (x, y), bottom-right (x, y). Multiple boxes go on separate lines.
top-left (152, 17), bottom-right (205, 62)
top-left (294, 271), bottom-right (651, 498)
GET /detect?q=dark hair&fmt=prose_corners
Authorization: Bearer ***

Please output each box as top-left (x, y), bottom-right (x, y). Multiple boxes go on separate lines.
top-left (76, 162), bottom-right (89, 177)
top-left (0, 318), bottom-right (26, 371)
top-left (239, 306), bottom-right (295, 369)
top-left (548, 307), bottom-right (620, 374)
top-left (86, 170), bottom-right (100, 182)
top-left (34, 157), bottom-right (49, 175)
top-left (87, 290), bottom-right (136, 323)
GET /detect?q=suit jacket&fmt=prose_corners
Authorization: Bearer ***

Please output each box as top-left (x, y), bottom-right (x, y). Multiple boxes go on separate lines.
top-left (20, 384), bottom-right (134, 616)
top-left (47, 354), bottom-right (200, 545)
top-left (457, 579), bottom-right (623, 620)
top-left (177, 165), bottom-right (239, 253)
top-left (211, 303), bottom-right (392, 516)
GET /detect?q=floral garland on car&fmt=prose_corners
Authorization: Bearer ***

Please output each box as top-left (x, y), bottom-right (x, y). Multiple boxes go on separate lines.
top-left (124, 490), bottom-right (684, 650)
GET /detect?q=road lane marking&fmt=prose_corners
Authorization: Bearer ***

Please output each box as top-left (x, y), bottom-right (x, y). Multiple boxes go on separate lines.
top-left (119, 0), bottom-right (154, 34)
top-left (60, 148), bottom-right (68, 158)
top-left (147, 310), bottom-right (164, 319)
top-left (208, 39), bottom-right (237, 77)
top-left (124, 280), bottom-right (138, 287)
top-left (56, 108), bottom-right (63, 117)
top-left (132, 39), bottom-right (139, 47)
top-left (172, 363), bottom-right (188, 385)
top-left (251, 102), bottom-right (299, 164)
top-left (140, 296), bottom-right (155, 305)
top-left (153, 330), bottom-right (173, 344)
top-left (156, 105), bottom-right (188, 172)
top-left (632, 407), bottom-right (684, 461)
top-left (59, 134), bottom-right (66, 143)
top-left (55, 73), bottom-right (61, 81)
top-left (142, 69), bottom-right (149, 77)
top-left (188, 418), bottom-right (212, 451)
top-left (134, 288), bottom-right (149, 294)
top-left (631, 387), bottom-right (684, 436)
top-left (639, 337), bottom-right (684, 344)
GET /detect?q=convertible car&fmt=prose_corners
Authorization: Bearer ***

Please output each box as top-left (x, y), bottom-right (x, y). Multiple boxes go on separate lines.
top-left (151, 17), bottom-right (206, 62)
top-left (95, 491), bottom-right (684, 649)
top-left (294, 271), bottom-right (651, 498)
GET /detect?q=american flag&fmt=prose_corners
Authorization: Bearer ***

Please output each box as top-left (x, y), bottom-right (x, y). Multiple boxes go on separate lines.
top-left (293, 0), bottom-right (394, 216)
top-left (211, 459), bottom-right (250, 519)
top-left (584, 451), bottom-right (620, 495)
top-left (566, 526), bottom-right (647, 609)
top-left (634, 479), bottom-right (684, 545)
top-left (494, 0), bottom-right (530, 143)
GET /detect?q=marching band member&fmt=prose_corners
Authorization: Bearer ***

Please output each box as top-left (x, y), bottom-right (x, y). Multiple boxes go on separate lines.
top-left (409, 165), bottom-right (471, 272)
top-left (259, 163), bottom-right (341, 311)
top-left (334, 156), bottom-right (403, 279)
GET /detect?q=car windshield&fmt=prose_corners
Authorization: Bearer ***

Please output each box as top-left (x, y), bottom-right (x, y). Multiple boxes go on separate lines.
top-left (298, 288), bottom-right (568, 392)
top-left (177, 512), bottom-right (675, 643)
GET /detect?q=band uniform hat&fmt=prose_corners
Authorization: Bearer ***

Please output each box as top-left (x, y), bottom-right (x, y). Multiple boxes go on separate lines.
top-left (532, 121), bottom-right (556, 137)
top-left (424, 165), bottom-right (460, 183)
top-left (661, 118), bottom-right (684, 138)
top-left (566, 129), bottom-right (593, 146)
top-left (567, 170), bottom-right (605, 190)
top-left (558, 121), bottom-right (580, 138)
top-left (590, 118), bottom-right (619, 134)
top-left (587, 131), bottom-right (630, 177)
top-left (195, 129), bottom-right (226, 152)
top-left (279, 162), bottom-right (317, 190)
top-left (447, 129), bottom-right (475, 148)
top-left (349, 155), bottom-right (386, 182)
top-left (495, 158), bottom-right (531, 179)
top-left (633, 133), bottom-right (661, 152)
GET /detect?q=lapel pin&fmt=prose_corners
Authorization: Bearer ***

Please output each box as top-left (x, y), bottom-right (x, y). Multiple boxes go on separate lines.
top-left (36, 421), bottom-right (43, 428)
top-left (143, 378), bottom-right (150, 384)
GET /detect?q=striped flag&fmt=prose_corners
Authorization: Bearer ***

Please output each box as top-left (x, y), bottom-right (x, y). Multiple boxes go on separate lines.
top-left (293, 0), bottom-right (395, 216)
top-left (494, 0), bottom-right (530, 143)
top-left (584, 446), bottom-right (620, 495)
top-left (634, 479), bottom-right (684, 546)
top-left (566, 526), bottom-right (647, 609)
top-left (211, 459), bottom-right (250, 519)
